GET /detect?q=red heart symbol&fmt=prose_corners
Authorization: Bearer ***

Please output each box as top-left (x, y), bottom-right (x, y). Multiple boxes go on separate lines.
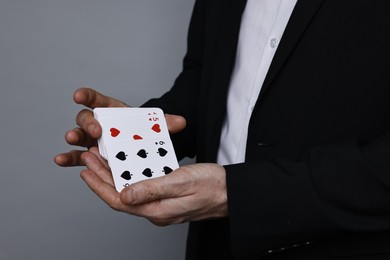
top-left (133, 134), bottom-right (143, 140)
top-left (110, 128), bottom-right (120, 137)
top-left (152, 124), bottom-right (161, 133)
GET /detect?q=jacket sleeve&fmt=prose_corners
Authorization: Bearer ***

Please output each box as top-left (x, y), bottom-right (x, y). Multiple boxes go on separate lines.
top-left (225, 132), bottom-right (390, 256)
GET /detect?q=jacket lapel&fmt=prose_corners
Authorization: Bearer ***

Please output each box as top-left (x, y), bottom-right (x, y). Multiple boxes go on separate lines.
top-left (258, 0), bottom-right (325, 101)
top-left (202, 0), bottom-right (247, 162)
top-left (203, 0), bottom-right (325, 161)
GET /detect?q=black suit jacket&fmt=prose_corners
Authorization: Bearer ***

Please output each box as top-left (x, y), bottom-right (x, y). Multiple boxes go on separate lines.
top-left (144, 0), bottom-right (390, 259)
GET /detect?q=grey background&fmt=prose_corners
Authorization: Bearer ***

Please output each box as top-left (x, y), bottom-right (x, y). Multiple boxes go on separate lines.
top-left (0, 0), bottom-right (194, 259)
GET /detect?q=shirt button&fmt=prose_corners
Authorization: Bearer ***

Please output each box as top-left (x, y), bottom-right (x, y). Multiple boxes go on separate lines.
top-left (270, 38), bottom-right (278, 48)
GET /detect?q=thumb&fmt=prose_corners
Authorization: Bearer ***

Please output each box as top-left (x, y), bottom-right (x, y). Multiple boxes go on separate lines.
top-left (120, 178), bottom-right (173, 205)
top-left (165, 114), bottom-right (186, 134)
top-left (120, 169), bottom-right (189, 205)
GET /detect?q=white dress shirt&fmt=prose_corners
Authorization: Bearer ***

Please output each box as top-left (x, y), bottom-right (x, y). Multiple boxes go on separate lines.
top-left (217, 0), bottom-right (298, 165)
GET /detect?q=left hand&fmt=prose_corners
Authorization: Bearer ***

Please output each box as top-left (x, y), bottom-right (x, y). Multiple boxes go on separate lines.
top-left (80, 147), bottom-right (228, 226)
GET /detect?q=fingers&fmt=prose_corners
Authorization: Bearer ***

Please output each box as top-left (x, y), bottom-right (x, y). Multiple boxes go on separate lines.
top-left (88, 146), bottom-right (110, 171)
top-left (165, 114), bottom-right (186, 134)
top-left (65, 127), bottom-right (97, 147)
top-left (75, 109), bottom-right (102, 139)
top-left (54, 150), bottom-right (85, 167)
top-left (81, 148), bottom-right (114, 186)
top-left (72, 88), bottom-right (129, 140)
top-left (73, 87), bottom-right (128, 109)
top-left (80, 168), bottom-right (125, 212)
top-left (73, 89), bottom-right (185, 139)
top-left (79, 148), bottom-right (127, 212)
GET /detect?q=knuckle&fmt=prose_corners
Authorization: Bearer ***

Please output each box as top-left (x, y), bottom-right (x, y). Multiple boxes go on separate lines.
top-left (79, 150), bottom-right (89, 162)
top-left (87, 88), bottom-right (98, 106)
top-left (79, 169), bottom-right (89, 179)
top-left (72, 153), bottom-right (83, 166)
top-left (75, 109), bottom-right (91, 126)
top-left (88, 146), bottom-right (99, 154)
top-left (143, 181), bottom-right (161, 201)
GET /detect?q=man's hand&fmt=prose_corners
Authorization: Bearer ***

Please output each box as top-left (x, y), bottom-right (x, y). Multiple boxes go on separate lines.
top-left (54, 87), bottom-right (186, 167)
top-left (80, 147), bottom-right (228, 226)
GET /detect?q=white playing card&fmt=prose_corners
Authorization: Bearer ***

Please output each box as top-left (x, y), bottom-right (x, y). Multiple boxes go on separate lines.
top-left (94, 107), bottom-right (163, 120)
top-left (106, 137), bottom-right (179, 192)
top-left (94, 107), bottom-right (167, 159)
top-left (99, 115), bottom-right (169, 143)
top-left (93, 107), bottom-right (179, 192)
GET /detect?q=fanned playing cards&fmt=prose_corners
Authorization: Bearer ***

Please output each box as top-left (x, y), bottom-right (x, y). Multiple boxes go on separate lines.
top-left (93, 108), bottom-right (179, 192)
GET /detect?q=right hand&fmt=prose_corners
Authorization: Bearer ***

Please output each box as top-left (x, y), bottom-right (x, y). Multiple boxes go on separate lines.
top-left (54, 87), bottom-right (186, 167)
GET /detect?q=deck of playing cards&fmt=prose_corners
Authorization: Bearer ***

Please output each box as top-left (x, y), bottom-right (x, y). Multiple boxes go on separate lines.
top-left (93, 107), bottom-right (179, 192)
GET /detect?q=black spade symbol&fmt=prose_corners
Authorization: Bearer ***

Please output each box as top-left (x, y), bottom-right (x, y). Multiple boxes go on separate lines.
top-left (157, 148), bottom-right (168, 157)
top-left (121, 171), bottom-right (132, 180)
top-left (137, 149), bottom-right (148, 158)
top-left (116, 151), bottom-right (127, 161)
top-left (163, 166), bottom-right (173, 175)
top-left (142, 168), bottom-right (153, 178)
